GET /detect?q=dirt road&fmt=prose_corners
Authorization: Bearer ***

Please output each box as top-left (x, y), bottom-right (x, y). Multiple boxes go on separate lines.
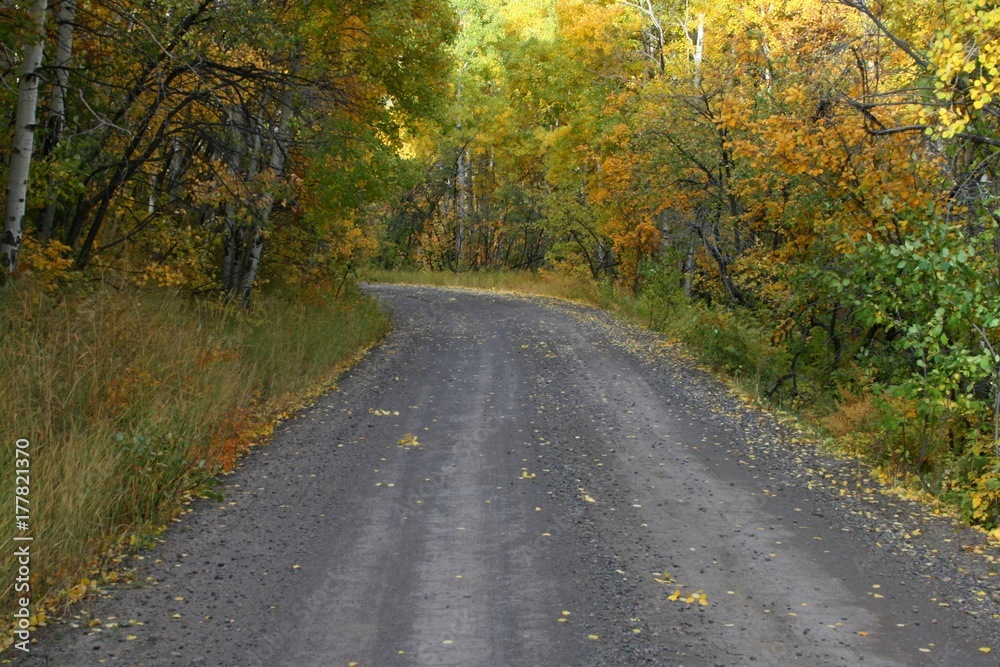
top-left (17, 285), bottom-right (1000, 665)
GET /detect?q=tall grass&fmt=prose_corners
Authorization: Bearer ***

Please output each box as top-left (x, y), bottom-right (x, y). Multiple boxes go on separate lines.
top-left (0, 280), bottom-right (388, 634)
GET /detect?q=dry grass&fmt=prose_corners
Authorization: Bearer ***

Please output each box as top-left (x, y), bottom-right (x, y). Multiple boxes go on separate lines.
top-left (0, 280), bottom-right (388, 638)
top-left (822, 393), bottom-right (877, 439)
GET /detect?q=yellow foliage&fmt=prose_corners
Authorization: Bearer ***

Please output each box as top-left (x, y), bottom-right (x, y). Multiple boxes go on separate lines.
top-left (925, 0), bottom-right (1000, 138)
top-left (17, 237), bottom-right (74, 290)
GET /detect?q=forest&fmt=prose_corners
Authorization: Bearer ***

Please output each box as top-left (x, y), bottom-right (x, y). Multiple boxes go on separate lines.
top-left (3, 0), bottom-right (1000, 636)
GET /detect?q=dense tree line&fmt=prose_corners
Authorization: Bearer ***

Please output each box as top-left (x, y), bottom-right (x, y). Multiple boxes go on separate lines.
top-left (1, 0), bottom-right (456, 303)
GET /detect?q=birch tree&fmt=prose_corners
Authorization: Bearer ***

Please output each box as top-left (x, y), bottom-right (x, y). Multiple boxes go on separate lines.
top-left (1, 0), bottom-right (47, 273)
top-left (36, 0), bottom-right (76, 242)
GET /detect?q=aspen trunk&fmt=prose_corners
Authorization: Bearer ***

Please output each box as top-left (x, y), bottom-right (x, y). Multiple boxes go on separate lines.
top-left (220, 104), bottom-right (255, 297)
top-left (693, 14), bottom-right (704, 88)
top-left (220, 202), bottom-right (240, 292)
top-left (2, 0), bottom-right (48, 272)
top-left (37, 0), bottom-right (76, 242)
top-left (456, 146), bottom-right (469, 266)
top-left (236, 98), bottom-right (292, 308)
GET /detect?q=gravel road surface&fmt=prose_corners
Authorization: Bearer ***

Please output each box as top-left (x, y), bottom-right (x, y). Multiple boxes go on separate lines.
top-left (13, 284), bottom-right (1000, 666)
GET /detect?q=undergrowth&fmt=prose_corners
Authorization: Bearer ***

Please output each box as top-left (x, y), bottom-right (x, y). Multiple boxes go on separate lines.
top-left (0, 278), bottom-right (389, 644)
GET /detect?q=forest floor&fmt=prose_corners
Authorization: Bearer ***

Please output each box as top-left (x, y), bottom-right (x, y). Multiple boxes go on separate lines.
top-left (8, 284), bottom-right (1000, 666)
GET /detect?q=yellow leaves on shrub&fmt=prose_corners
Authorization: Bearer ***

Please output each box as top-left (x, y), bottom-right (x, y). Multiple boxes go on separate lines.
top-left (140, 261), bottom-right (191, 288)
top-left (18, 237), bottom-right (73, 289)
top-left (970, 468), bottom-right (1000, 525)
top-left (926, 0), bottom-right (1000, 138)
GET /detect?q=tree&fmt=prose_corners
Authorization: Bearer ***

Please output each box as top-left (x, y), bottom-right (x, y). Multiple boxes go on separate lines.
top-left (1, 0), bottom-right (47, 274)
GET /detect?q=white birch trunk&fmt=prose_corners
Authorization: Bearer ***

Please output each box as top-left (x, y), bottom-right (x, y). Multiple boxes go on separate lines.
top-left (148, 176), bottom-right (157, 214)
top-left (167, 137), bottom-right (186, 205)
top-left (456, 147), bottom-right (468, 265)
top-left (37, 0), bottom-right (75, 240)
top-left (759, 2), bottom-right (773, 88)
top-left (2, 0), bottom-right (48, 272)
top-left (693, 14), bottom-right (705, 89)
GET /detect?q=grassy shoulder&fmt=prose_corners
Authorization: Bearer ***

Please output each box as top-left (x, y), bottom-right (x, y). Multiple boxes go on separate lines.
top-left (0, 280), bottom-right (389, 646)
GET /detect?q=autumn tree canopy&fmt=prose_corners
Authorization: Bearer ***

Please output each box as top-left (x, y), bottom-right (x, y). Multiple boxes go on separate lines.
top-left (1, 0), bottom-right (457, 302)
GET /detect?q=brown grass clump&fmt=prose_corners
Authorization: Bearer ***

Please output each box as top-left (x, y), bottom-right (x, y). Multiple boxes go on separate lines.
top-left (0, 279), bottom-right (388, 644)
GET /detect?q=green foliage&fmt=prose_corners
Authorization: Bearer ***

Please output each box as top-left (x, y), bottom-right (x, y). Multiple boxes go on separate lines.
top-left (851, 217), bottom-right (1000, 453)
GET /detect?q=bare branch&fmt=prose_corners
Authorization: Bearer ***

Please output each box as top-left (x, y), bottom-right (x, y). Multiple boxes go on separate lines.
top-left (836, 0), bottom-right (929, 69)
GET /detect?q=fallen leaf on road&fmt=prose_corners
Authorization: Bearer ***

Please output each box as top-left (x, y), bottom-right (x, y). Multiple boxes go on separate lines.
top-left (398, 433), bottom-right (420, 447)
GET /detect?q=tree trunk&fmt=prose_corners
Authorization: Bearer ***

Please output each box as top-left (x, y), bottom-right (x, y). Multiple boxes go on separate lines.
top-left (456, 146), bottom-right (469, 267)
top-left (697, 221), bottom-right (746, 307)
top-left (236, 97), bottom-right (293, 308)
top-left (693, 14), bottom-right (704, 88)
top-left (37, 0), bottom-right (76, 242)
top-left (220, 202), bottom-right (240, 292)
top-left (683, 244), bottom-right (695, 298)
top-left (1, 0), bottom-right (48, 273)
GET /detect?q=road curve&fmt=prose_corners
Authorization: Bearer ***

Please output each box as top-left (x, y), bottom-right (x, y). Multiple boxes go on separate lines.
top-left (15, 284), bottom-right (1000, 666)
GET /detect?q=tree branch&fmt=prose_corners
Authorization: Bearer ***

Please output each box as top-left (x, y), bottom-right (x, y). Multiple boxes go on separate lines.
top-left (837, 0), bottom-right (929, 69)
